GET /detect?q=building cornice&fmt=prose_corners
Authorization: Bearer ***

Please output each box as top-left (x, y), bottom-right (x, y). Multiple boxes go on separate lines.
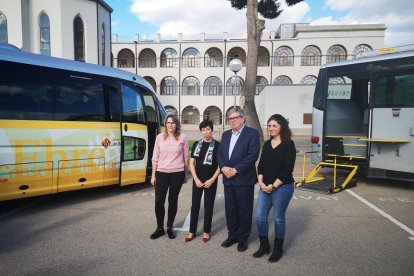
top-left (294, 24), bottom-right (386, 36)
top-left (89, 0), bottom-right (113, 13)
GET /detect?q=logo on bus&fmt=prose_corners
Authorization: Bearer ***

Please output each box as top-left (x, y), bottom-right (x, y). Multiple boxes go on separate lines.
top-left (102, 138), bottom-right (111, 148)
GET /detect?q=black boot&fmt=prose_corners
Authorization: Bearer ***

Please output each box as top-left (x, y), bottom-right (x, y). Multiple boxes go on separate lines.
top-left (269, 238), bottom-right (284, 263)
top-left (252, 236), bottom-right (270, 258)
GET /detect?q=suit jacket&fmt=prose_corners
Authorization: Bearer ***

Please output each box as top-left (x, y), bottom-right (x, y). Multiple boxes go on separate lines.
top-left (217, 125), bottom-right (260, 186)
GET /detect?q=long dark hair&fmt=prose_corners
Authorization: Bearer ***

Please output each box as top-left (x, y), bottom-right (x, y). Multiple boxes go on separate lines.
top-left (163, 114), bottom-right (181, 140)
top-left (267, 114), bottom-right (292, 142)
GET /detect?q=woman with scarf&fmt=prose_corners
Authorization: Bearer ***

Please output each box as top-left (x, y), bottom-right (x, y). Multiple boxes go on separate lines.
top-left (185, 119), bottom-right (220, 243)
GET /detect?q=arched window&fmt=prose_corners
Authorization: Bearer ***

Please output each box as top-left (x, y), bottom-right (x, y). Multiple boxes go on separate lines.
top-left (144, 76), bottom-right (157, 92)
top-left (101, 23), bottom-right (105, 65)
top-left (74, 16), bottom-right (85, 61)
top-left (182, 106), bottom-right (200, 124)
top-left (182, 47), bottom-right (200, 67)
top-left (0, 12), bottom-right (8, 43)
top-left (327, 45), bottom-right (347, 64)
top-left (300, 75), bottom-right (317, 85)
top-left (39, 12), bottom-right (51, 56)
top-left (182, 76), bottom-right (200, 95)
top-left (204, 76), bottom-right (222, 96)
top-left (258, 46), bottom-right (270, 67)
top-left (256, 76), bottom-right (268, 94)
top-left (139, 48), bottom-right (156, 67)
top-left (203, 106), bottom-right (222, 125)
top-left (204, 47), bottom-right (223, 67)
top-left (328, 77), bottom-right (346, 84)
top-left (117, 49), bottom-right (135, 68)
top-left (160, 77), bottom-right (178, 95)
top-left (164, 105), bottom-right (178, 116)
top-left (274, 46), bottom-right (294, 66)
top-left (226, 76), bottom-right (244, 96)
top-left (353, 44), bottom-right (372, 59)
top-left (273, 75), bottom-right (293, 85)
top-left (301, 45), bottom-right (321, 66)
top-left (227, 47), bottom-right (246, 66)
top-left (161, 48), bottom-right (178, 67)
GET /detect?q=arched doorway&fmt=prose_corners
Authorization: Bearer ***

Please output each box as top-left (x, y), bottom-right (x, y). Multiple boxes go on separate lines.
top-left (182, 106), bottom-right (200, 125)
top-left (203, 106), bottom-right (222, 125)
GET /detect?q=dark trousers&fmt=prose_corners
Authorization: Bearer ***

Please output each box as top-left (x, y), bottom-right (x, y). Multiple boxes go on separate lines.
top-left (189, 180), bottom-right (218, 234)
top-left (154, 171), bottom-right (185, 229)
top-left (223, 184), bottom-right (254, 242)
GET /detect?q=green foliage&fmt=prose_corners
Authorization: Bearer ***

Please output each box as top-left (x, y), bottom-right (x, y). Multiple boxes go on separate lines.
top-left (228, 0), bottom-right (304, 19)
top-left (229, 0), bottom-right (247, 10)
top-left (258, 0), bottom-right (281, 19)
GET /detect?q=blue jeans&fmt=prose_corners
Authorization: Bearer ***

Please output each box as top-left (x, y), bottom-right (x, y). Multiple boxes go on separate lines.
top-left (255, 183), bottom-right (294, 239)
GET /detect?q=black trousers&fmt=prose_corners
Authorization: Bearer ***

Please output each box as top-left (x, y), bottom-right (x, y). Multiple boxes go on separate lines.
top-left (154, 171), bottom-right (185, 229)
top-left (189, 180), bottom-right (218, 234)
top-left (223, 184), bottom-right (254, 242)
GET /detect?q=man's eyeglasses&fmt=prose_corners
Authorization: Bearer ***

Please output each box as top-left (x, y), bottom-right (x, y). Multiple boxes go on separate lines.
top-left (228, 116), bottom-right (242, 121)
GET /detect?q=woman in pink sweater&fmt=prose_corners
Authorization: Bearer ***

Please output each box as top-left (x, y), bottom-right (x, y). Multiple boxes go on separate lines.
top-left (150, 114), bottom-right (189, 240)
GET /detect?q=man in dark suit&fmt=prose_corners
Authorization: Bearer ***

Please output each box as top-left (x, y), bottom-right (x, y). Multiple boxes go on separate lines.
top-left (217, 107), bottom-right (260, 252)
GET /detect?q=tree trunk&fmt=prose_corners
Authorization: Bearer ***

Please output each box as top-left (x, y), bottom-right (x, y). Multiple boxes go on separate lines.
top-left (243, 0), bottom-right (265, 140)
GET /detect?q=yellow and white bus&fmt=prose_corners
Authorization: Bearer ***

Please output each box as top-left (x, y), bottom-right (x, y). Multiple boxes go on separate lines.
top-left (0, 43), bottom-right (166, 201)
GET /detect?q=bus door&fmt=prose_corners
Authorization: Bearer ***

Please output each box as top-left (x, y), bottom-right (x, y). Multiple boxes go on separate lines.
top-left (324, 75), bottom-right (370, 161)
top-left (141, 90), bottom-right (160, 179)
top-left (120, 84), bottom-right (148, 186)
top-left (103, 84), bottom-right (122, 186)
top-left (369, 72), bottom-right (414, 174)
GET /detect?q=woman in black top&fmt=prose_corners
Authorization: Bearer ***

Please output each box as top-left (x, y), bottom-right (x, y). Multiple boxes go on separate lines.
top-left (253, 114), bottom-right (296, 262)
top-left (185, 120), bottom-right (220, 243)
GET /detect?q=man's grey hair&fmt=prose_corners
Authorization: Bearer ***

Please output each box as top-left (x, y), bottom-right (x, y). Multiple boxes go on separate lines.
top-left (228, 106), bottom-right (245, 117)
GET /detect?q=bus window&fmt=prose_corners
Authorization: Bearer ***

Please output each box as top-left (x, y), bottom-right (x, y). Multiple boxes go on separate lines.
top-left (105, 85), bottom-right (120, 122)
top-left (394, 74), bottom-right (414, 106)
top-left (312, 69), bottom-right (326, 111)
top-left (374, 73), bottom-right (414, 107)
top-left (0, 61), bottom-right (54, 120)
top-left (373, 76), bottom-right (391, 107)
top-left (159, 105), bottom-right (167, 126)
top-left (123, 136), bottom-right (146, 161)
top-left (121, 84), bottom-right (145, 124)
top-left (141, 89), bottom-right (158, 123)
top-left (54, 72), bottom-right (105, 121)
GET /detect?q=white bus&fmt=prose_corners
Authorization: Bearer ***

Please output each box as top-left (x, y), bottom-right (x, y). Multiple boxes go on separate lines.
top-left (0, 43), bottom-right (167, 201)
top-left (311, 45), bottom-right (414, 182)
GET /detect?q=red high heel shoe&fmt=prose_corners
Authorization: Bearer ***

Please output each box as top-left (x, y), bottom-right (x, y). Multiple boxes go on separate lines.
top-left (185, 233), bottom-right (195, 242)
top-left (202, 234), bottom-right (210, 243)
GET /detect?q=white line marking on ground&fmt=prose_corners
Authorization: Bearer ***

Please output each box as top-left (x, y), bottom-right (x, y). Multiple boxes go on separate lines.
top-left (174, 211), bottom-right (191, 232)
top-left (347, 189), bottom-right (414, 241)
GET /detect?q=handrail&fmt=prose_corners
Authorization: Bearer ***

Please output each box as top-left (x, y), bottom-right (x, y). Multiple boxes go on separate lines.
top-left (358, 138), bottom-right (410, 143)
top-left (358, 138), bottom-right (411, 156)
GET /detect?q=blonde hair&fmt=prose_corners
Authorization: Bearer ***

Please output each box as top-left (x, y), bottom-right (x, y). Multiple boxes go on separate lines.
top-left (163, 114), bottom-right (181, 140)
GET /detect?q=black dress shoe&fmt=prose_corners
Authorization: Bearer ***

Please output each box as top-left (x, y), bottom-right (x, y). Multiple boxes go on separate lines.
top-left (167, 228), bottom-right (176, 239)
top-left (221, 238), bottom-right (238, 248)
top-left (237, 240), bottom-right (248, 252)
top-left (150, 228), bottom-right (165, 239)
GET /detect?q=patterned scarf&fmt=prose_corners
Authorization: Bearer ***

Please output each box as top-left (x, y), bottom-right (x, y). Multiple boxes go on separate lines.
top-left (193, 139), bottom-right (215, 166)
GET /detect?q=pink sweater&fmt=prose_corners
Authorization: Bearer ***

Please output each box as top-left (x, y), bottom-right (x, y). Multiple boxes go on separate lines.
top-left (152, 133), bottom-right (189, 173)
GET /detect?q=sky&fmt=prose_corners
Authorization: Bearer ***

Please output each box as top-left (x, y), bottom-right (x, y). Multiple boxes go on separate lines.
top-left (107, 0), bottom-right (414, 47)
